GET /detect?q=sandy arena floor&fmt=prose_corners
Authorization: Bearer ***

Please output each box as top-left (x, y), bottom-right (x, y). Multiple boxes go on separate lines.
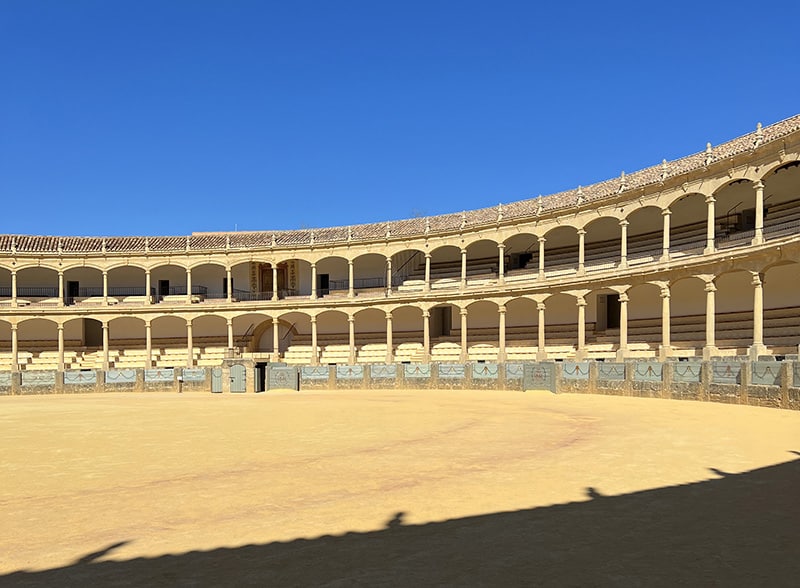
top-left (1, 389), bottom-right (798, 586)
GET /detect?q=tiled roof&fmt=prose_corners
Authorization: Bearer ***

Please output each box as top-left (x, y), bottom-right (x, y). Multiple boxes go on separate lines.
top-left (2, 114), bottom-right (799, 255)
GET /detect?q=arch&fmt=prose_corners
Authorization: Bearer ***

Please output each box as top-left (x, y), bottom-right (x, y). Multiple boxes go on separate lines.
top-left (583, 217), bottom-right (621, 272)
top-left (61, 266), bottom-right (104, 303)
top-left (624, 205), bottom-right (664, 264)
top-left (352, 253), bottom-right (389, 294)
top-left (15, 266), bottom-right (59, 302)
top-left (276, 311), bottom-right (312, 353)
top-left (668, 193), bottom-right (708, 256)
top-left (315, 255), bottom-right (349, 297)
top-left (231, 312), bottom-right (273, 350)
top-left (503, 233), bottom-right (540, 273)
top-left (542, 226), bottom-right (578, 276)
top-left (149, 264), bottom-right (188, 300)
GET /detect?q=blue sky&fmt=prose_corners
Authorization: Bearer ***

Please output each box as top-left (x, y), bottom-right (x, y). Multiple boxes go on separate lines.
top-left (1, 1), bottom-right (798, 237)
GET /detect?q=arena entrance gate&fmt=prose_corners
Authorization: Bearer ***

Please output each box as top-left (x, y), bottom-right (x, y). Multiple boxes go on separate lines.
top-left (211, 368), bottom-right (223, 393)
top-left (230, 364), bottom-right (246, 393)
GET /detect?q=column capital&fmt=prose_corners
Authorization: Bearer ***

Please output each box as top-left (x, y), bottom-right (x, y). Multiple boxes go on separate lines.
top-left (704, 281), bottom-right (717, 292)
top-left (498, 305), bottom-right (506, 314)
top-left (662, 208), bottom-right (672, 216)
top-left (619, 219), bottom-right (629, 227)
top-left (538, 236), bottom-right (546, 243)
top-left (618, 293), bottom-right (629, 303)
top-left (576, 297), bottom-right (587, 307)
top-left (10, 324), bottom-right (17, 331)
top-left (58, 269), bottom-right (64, 276)
top-left (347, 316), bottom-right (355, 323)
top-left (347, 259), bottom-right (353, 266)
top-left (186, 318), bottom-right (193, 327)
top-left (102, 270), bottom-right (108, 276)
top-left (272, 316), bottom-right (280, 324)
top-left (751, 272), bottom-right (763, 287)
top-left (704, 194), bottom-right (716, 204)
top-left (537, 302), bottom-right (546, 311)
top-left (460, 308), bottom-right (468, 316)
top-left (497, 243), bottom-right (505, 250)
top-left (57, 324), bottom-right (64, 331)
top-left (422, 310), bottom-right (430, 318)
top-left (754, 180), bottom-right (764, 190)
top-left (577, 228), bottom-right (586, 236)
top-left (459, 248), bottom-right (466, 255)
top-left (385, 312), bottom-right (393, 320)
top-left (660, 286), bottom-right (671, 298)
top-left (310, 315), bottom-right (317, 323)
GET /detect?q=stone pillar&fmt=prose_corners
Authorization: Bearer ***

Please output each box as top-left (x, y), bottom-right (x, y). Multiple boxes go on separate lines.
top-left (348, 316), bottom-right (356, 364)
top-left (661, 208), bottom-right (671, 261)
top-left (705, 195), bottom-right (716, 254)
top-left (660, 286), bottom-right (672, 359)
top-left (385, 312), bottom-right (393, 363)
top-left (753, 181), bottom-right (764, 245)
top-left (58, 271), bottom-right (65, 307)
top-left (102, 322), bottom-right (110, 371)
top-left (537, 302), bottom-right (547, 360)
top-left (226, 319), bottom-right (234, 350)
top-left (576, 296), bottom-right (587, 360)
top-left (538, 237), bottom-right (546, 279)
top-left (577, 229), bottom-right (586, 275)
top-left (616, 292), bottom-right (629, 361)
top-left (425, 253), bottom-right (432, 292)
top-left (386, 257), bottom-right (392, 297)
top-left (310, 263), bottom-right (317, 299)
top-left (186, 268), bottom-right (192, 304)
top-left (460, 249), bottom-right (467, 290)
top-left (226, 267), bottom-right (233, 303)
top-left (703, 280), bottom-right (718, 358)
top-left (460, 308), bottom-right (468, 362)
top-left (145, 270), bottom-right (151, 304)
top-left (145, 322), bottom-right (152, 367)
top-left (347, 260), bottom-right (354, 298)
top-left (57, 325), bottom-right (65, 372)
top-left (102, 271), bottom-right (109, 304)
top-left (497, 243), bottom-right (505, 285)
top-left (310, 316), bottom-right (319, 365)
top-left (749, 273), bottom-right (767, 358)
top-left (272, 317), bottom-right (281, 362)
top-left (422, 310), bottom-right (431, 359)
top-left (498, 305), bottom-right (507, 362)
top-left (186, 320), bottom-right (194, 367)
top-left (11, 271), bottom-right (17, 307)
top-left (272, 265), bottom-right (279, 301)
top-left (619, 219), bottom-right (629, 268)
top-left (11, 324), bottom-right (19, 371)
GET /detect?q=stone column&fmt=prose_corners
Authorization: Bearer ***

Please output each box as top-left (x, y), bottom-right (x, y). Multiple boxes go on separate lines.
top-left (11, 271), bottom-right (17, 307)
top-left (423, 310), bottom-right (431, 359)
top-left (619, 220), bottom-right (629, 268)
top-left (348, 316), bottom-right (356, 364)
top-left (11, 324), bottom-right (18, 371)
top-left (103, 271), bottom-right (109, 305)
top-left (661, 208), bottom-right (671, 261)
top-left (616, 292), bottom-right (629, 360)
top-left (310, 263), bottom-right (317, 299)
top-left (460, 249), bottom-right (467, 290)
top-left (577, 229), bottom-right (586, 275)
top-left (58, 271), bottom-right (65, 306)
top-left (537, 302), bottom-right (546, 360)
top-left (497, 243), bottom-right (505, 285)
top-left (576, 296), bottom-right (587, 360)
top-left (749, 273), bottom-right (767, 358)
top-left (102, 322), bottom-right (110, 371)
top-left (460, 308), bottom-right (468, 362)
top-left (705, 195), bottom-right (716, 254)
top-left (386, 257), bottom-right (392, 297)
top-left (57, 325), bottom-right (65, 372)
top-left (310, 316), bottom-right (319, 365)
top-left (538, 237), bottom-right (546, 279)
top-left (272, 265), bottom-right (279, 301)
top-left (498, 305), bottom-right (507, 362)
top-left (226, 319), bottom-right (234, 350)
top-left (145, 321), bottom-right (152, 367)
top-left (425, 253), bottom-right (432, 292)
top-left (186, 320), bottom-right (194, 367)
top-left (347, 260), bottom-right (354, 298)
top-left (145, 270), bottom-right (152, 304)
top-left (186, 268), bottom-right (192, 304)
top-left (272, 317), bottom-right (281, 362)
top-left (703, 280), bottom-right (718, 358)
top-left (226, 267), bottom-right (233, 302)
top-left (660, 286), bottom-right (672, 359)
top-left (385, 312), bottom-right (393, 363)
top-left (753, 181), bottom-right (764, 245)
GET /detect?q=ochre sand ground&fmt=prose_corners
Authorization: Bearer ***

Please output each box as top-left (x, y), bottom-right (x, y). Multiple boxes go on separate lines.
top-left (1, 390), bottom-right (798, 586)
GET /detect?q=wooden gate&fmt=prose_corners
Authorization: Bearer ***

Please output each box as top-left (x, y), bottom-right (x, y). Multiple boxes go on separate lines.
top-left (230, 364), bottom-right (246, 393)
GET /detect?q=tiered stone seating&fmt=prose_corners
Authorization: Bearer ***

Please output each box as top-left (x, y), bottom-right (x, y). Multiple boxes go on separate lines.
top-left (430, 341), bottom-right (461, 362)
top-left (393, 342), bottom-right (425, 363)
top-left (74, 350), bottom-right (120, 369)
top-left (154, 347), bottom-right (200, 367)
top-left (467, 343), bottom-right (499, 362)
top-left (319, 344), bottom-right (351, 365)
top-left (283, 345), bottom-right (319, 365)
top-left (197, 346), bottom-right (229, 366)
top-left (397, 256), bottom-right (498, 291)
top-left (356, 343), bottom-right (389, 363)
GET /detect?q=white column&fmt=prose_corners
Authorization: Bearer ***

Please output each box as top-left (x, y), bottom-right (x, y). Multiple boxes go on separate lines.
top-left (460, 308), bottom-right (468, 362)
top-left (186, 320), bottom-right (194, 367)
top-left (348, 316), bottom-right (356, 364)
top-left (58, 271), bottom-right (65, 306)
top-left (704, 280), bottom-right (717, 357)
top-left (753, 181), bottom-right (765, 245)
top-left (145, 322), bottom-right (152, 367)
top-left (145, 270), bottom-right (152, 304)
top-left (660, 286), bottom-right (671, 359)
top-left (186, 268), bottom-right (192, 304)
top-left (750, 273), bottom-right (767, 357)
top-left (661, 208), bottom-right (671, 262)
top-left (460, 249), bottom-right (467, 290)
top-left (425, 253), bottom-right (432, 292)
top-left (347, 260), bottom-right (355, 298)
top-left (272, 265), bottom-right (279, 301)
top-left (385, 312), bottom-right (393, 363)
top-left (538, 237), bottom-right (546, 279)
top-left (310, 263), bottom-right (317, 299)
top-left (497, 243), bottom-right (505, 285)
top-left (226, 267), bottom-right (233, 303)
top-left (577, 229), bottom-right (586, 274)
top-left (619, 220), bottom-right (629, 268)
top-left (498, 305), bottom-right (506, 362)
top-left (102, 322), bottom-right (110, 371)
top-left (537, 302), bottom-right (546, 360)
top-left (422, 310), bottom-right (430, 359)
top-left (11, 271), bottom-right (17, 307)
top-left (272, 317), bottom-right (280, 361)
top-left (576, 296), bottom-right (586, 359)
top-left (57, 325), bottom-right (65, 371)
top-left (311, 316), bottom-right (319, 365)
top-left (103, 271), bottom-right (109, 305)
top-left (386, 257), bottom-right (392, 297)
top-left (617, 292), bottom-right (629, 360)
top-left (11, 324), bottom-right (18, 371)
top-left (705, 195), bottom-right (716, 254)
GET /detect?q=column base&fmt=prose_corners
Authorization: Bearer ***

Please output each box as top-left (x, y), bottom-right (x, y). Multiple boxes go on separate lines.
top-left (659, 253), bottom-right (670, 263)
top-left (748, 343), bottom-right (768, 360)
top-left (658, 345), bottom-right (673, 361)
top-left (536, 349), bottom-right (548, 361)
top-left (615, 347), bottom-right (628, 361)
top-left (703, 246), bottom-right (715, 255)
top-left (751, 234), bottom-right (764, 246)
top-left (575, 349), bottom-right (588, 361)
top-left (702, 345), bottom-right (719, 360)
top-left (271, 352), bottom-right (281, 363)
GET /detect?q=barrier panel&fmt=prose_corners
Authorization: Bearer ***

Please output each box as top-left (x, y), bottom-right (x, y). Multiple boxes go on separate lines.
top-left (562, 361), bottom-right (590, 380)
top-left (267, 366), bottom-right (299, 390)
top-left (64, 370), bottom-right (97, 385)
top-left (523, 362), bottom-right (555, 392)
top-left (472, 363), bottom-right (499, 379)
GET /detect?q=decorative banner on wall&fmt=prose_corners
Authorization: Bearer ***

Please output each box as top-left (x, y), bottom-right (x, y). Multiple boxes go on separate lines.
top-left (336, 365), bottom-right (364, 379)
top-left (182, 368), bottom-right (206, 382)
top-left (711, 362), bottom-right (741, 384)
top-left (145, 368), bottom-right (175, 382)
top-left (562, 361), bottom-right (590, 380)
top-left (673, 362), bottom-right (702, 383)
top-left (21, 371), bottom-right (56, 386)
top-left (287, 260), bottom-right (298, 291)
top-left (472, 363), bottom-right (499, 379)
top-left (64, 370), bottom-right (97, 385)
top-left (598, 363), bottom-right (625, 381)
top-left (633, 362), bottom-right (663, 382)
top-left (505, 363), bottom-right (524, 379)
top-left (106, 369), bottom-right (137, 384)
top-left (250, 262), bottom-right (259, 294)
top-left (438, 363), bottom-right (466, 379)
top-left (370, 364), bottom-right (397, 379)
top-left (301, 366), bottom-right (329, 380)
top-left (404, 363), bottom-right (431, 378)
top-left (522, 362), bottom-right (555, 392)
top-left (751, 361), bottom-right (781, 386)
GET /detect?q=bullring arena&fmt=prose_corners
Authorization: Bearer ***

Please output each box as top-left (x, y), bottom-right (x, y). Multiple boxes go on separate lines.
top-left (1, 117), bottom-right (800, 585)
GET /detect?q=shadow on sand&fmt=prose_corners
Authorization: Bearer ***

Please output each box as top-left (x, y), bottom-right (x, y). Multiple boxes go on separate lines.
top-left (4, 454), bottom-right (799, 586)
